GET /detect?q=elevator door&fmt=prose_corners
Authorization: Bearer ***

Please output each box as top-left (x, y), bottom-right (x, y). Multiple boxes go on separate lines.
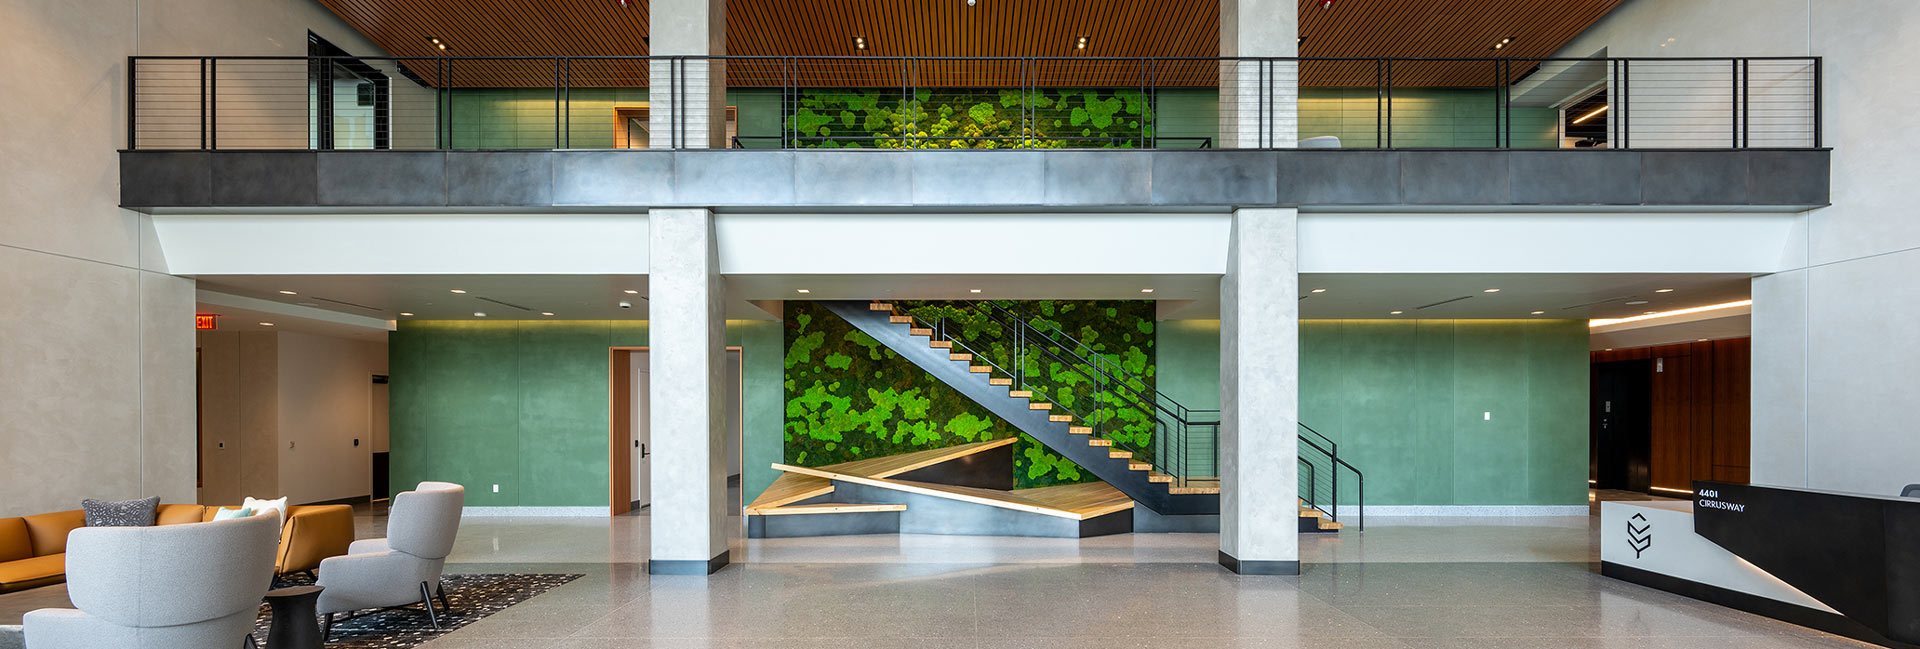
top-left (1592, 359), bottom-right (1653, 492)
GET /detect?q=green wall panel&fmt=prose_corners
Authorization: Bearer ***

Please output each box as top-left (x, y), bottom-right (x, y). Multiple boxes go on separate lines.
top-left (1156, 319), bottom-right (1222, 475)
top-left (390, 318), bottom-right (785, 507)
top-left (1167, 318), bottom-right (1589, 506)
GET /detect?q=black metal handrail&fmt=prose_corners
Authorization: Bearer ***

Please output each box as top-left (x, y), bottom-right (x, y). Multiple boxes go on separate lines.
top-left (128, 54), bottom-right (1821, 152)
top-left (904, 300), bottom-right (1362, 531)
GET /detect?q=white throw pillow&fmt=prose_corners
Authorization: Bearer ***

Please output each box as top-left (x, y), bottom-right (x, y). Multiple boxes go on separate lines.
top-left (242, 496), bottom-right (288, 527)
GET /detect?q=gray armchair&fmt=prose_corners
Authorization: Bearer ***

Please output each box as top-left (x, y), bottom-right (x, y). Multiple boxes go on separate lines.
top-left (23, 514), bottom-right (279, 649)
top-left (316, 482), bottom-right (463, 635)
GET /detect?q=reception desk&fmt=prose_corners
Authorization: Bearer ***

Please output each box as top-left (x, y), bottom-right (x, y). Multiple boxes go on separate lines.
top-left (1601, 482), bottom-right (1920, 649)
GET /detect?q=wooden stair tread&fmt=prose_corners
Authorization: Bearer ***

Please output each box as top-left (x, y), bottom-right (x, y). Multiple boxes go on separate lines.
top-left (950, 353), bottom-right (973, 361)
top-left (1048, 414), bottom-right (1074, 422)
top-left (910, 328), bottom-right (934, 336)
top-left (811, 438), bottom-right (1019, 481)
top-left (745, 472), bottom-right (834, 511)
top-left (1028, 402), bottom-right (1052, 410)
top-left (989, 378), bottom-right (1013, 386)
top-left (770, 463), bottom-right (1132, 520)
top-left (970, 366), bottom-right (993, 373)
top-left (746, 503), bottom-right (907, 515)
top-left (1088, 439), bottom-right (1112, 446)
top-left (1068, 426), bottom-right (1092, 435)
top-left (889, 315), bottom-right (914, 324)
top-left (1108, 450), bottom-right (1131, 459)
top-left (868, 303), bottom-right (894, 311)
top-left (1008, 390), bottom-right (1032, 398)
top-left (930, 341), bottom-right (953, 348)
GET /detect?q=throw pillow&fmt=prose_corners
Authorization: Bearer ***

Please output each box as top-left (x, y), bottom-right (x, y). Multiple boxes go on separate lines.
top-left (243, 496), bottom-right (288, 526)
top-left (211, 507), bottom-right (253, 521)
top-left (81, 496), bottom-right (160, 527)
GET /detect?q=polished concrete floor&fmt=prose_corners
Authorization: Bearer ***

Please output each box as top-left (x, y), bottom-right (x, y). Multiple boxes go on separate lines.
top-left (0, 490), bottom-right (1876, 648)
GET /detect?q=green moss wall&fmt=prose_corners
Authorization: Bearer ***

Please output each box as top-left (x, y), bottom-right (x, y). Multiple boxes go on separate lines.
top-left (1155, 319), bottom-right (1590, 506)
top-left (782, 300), bottom-right (1155, 488)
top-left (389, 319), bottom-right (785, 506)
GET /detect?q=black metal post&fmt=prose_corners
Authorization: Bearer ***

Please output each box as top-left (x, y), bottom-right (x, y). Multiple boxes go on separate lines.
top-left (555, 58), bottom-right (564, 149)
top-left (563, 57), bottom-right (572, 149)
top-left (1732, 58), bottom-right (1740, 148)
top-left (198, 58), bottom-right (207, 150)
top-left (1384, 59), bottom-right (1393, 149)
top-left (126, 57), bottom-right (137, 150)
top-left (1813, 57), bottom-right (1823, 147)
top-left (208, 58), bottom-right (218, 150)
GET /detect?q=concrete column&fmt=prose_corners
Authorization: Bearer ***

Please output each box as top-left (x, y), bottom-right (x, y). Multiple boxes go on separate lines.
top-left (1749, 269), bottom-right (1810, 488)
top-left (647, 208), bottom-right (730, 574)
top-left (1218, 207), bottom-right (1299, 575)
top-left (649, 0), bottom-right (727, 149)
top-left (1218, 0), bottom-right (1297, 148)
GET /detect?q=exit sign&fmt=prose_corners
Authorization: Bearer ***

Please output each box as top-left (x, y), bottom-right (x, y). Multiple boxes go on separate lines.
top-left (196, 314), bottom-right (218, 330)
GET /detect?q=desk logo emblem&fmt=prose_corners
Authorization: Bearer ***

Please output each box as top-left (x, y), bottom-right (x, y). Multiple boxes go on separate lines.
top-left (1628, 513), bottom-right (1653, 558)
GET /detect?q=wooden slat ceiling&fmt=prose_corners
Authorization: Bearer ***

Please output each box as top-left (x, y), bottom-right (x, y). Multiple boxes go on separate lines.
top-left (317, 0), bottom-right (1624, 87)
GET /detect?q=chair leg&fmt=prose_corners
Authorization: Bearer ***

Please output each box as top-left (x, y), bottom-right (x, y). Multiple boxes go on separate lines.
top-left (245, 633), bottom-right (259, 649)
top-left (436, 581), bottom-right (452, 613)
top-left (420, 582), bottom-right (442, 630)
top-left (322, 612), bottom-right (334, 641)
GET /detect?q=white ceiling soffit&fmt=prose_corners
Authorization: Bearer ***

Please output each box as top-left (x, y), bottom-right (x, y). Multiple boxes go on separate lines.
top-left (190, 274), bottom-right (774, 322)
top-left (1298, 212), bottom-right (1802, 275)
top-left (715, 213), bottom-right (1232, 276)
top-left (1295, 273), bottom-right (1750, 320)
top-left (194, 299), bottom-right (394, 342)
top-left (150, 214), bottom-right (649, 276)
top-left (1590, 312), bottom-right (1752, 351)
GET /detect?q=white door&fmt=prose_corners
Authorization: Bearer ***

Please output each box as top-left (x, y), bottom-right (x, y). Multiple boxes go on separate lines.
top-left (631, 351), bottom-right (650, 509)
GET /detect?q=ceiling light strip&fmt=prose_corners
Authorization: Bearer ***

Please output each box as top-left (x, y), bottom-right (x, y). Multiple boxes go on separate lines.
top-left (1588, 299), bottom-right (1752, 328)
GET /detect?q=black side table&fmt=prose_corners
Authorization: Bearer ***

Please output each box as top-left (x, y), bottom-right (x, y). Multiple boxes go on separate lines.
top-left (263, 585), bottom-right (325, 649)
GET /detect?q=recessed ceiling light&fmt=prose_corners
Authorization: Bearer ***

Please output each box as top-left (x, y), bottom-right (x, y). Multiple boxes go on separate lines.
top-left (624, 289), bottom-right (640, 295)
top-left (428, 37), bottom-right (448, 51)
top-left (1490, 36), bottom-right (1515, 50)
top-left (1625, 300), bottom-right (1649, 305)
top-left (449, 289), bottom-right (467, 294)
top-left (474, 312), bottom-right (487, 317)
top-left (258, 322), bottom-right (275, 327)
top-left (278, 290), bottom-right (297, 295)
top-left (1390, 310), bottom-right (1404, 315)
top-left (1483, 288), bottom-right (1501, 293)
top-left (1531, 311), bottom-right (1545, 315)
top-left (796, 289), bottom-right (811, 294)
top-left (399, 312), bottom-right (414, 316)
top-left (1075, 36), bottom-right (1089, 49)
top-left (542, 312), bottom-right (555, 316)
top-left (1141, 288), bottom-right (1154, 293)
top-left (969, 289), bottom-right (982, 294)
top-left (1644, 311), bottom-right (1657, 315)
top-left (853, 36), bottom-right (867, 50)
top-left (1698, 338), bottom-right (1709, 342)
top-left (1655, 288), bottom-right (1675, 293)
top-left (1310, 288), bottom-right (1327, 294)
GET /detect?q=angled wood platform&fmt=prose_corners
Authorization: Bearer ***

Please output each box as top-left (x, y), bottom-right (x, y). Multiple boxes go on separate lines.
top-left (747, 438), bottom-right (1135, 538)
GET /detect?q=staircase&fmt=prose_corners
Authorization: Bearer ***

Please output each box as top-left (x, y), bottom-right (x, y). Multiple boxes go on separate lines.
top-left (820, 300), bottom-right (1366, 530)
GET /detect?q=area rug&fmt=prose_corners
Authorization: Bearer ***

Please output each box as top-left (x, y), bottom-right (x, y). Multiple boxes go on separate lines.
top-left (252, 572), bottom-right (581, 648)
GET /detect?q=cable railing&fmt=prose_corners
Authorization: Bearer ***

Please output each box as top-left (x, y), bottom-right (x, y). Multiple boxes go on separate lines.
top-left (128, 55), bottom-right (1821, 152)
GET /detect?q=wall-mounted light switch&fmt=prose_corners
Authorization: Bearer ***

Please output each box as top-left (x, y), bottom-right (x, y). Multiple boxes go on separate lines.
top-left (1484, 411), bottom-right (1492, 421)
top-left (492, 484), bottom-right (500, 493)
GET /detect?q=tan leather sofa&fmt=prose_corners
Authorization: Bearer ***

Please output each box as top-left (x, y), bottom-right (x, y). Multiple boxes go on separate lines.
top-left (0, 503), bottom-right (354, 593)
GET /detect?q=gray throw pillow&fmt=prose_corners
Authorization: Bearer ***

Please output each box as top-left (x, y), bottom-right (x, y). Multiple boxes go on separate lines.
top-left (82, 496), bottom-right (159, 527)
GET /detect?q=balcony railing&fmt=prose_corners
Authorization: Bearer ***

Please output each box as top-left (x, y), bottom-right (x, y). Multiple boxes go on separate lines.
top-left (127, 55), bottom-right (1820, 152)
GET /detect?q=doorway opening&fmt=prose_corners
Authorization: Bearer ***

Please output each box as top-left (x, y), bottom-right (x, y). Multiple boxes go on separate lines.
top-left (1591, 359), bottom-right (1653, 492)
top-left (609, 347), bottom-right (744, 516)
